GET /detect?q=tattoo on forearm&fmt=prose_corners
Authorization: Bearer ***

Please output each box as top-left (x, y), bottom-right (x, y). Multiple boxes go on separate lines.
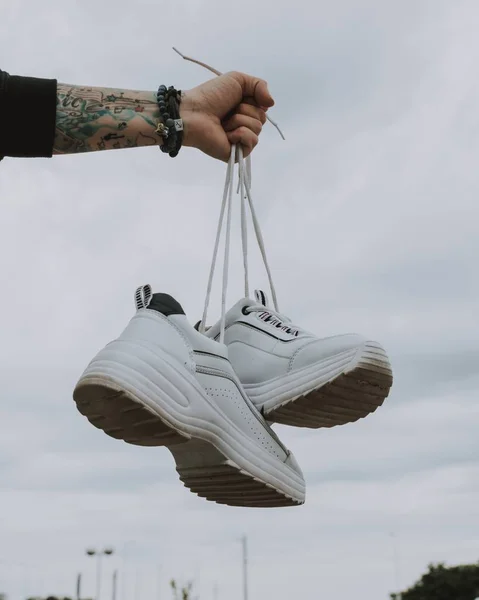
top-left (53, 84), bottom-right (160, 154)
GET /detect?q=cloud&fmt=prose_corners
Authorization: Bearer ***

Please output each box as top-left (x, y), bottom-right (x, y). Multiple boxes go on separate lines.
top-left (1, 1), bottom-right (479, 600)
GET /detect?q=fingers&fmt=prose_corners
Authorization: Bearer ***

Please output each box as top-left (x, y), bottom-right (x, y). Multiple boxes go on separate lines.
top-left (222, 102), bottom-right (265, 159)
top-left (223, 104), bottom-right (264, 158)
top-left (226, 127), bottom-right (259, 158)
top-left (223, 113), bottom-right (263, 136)
top-left (226, 71), bottom-right (275, 109)
top-left (235, 102), bottom-right (267, 124)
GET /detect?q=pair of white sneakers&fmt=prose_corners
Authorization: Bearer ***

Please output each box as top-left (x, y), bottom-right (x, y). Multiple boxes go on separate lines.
top-left (74, 145), bottom-right (392, 508)
top-left (73, 284), bottom-right (392, 508)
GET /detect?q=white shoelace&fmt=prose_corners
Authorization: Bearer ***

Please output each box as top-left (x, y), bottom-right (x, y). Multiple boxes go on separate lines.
top-left (172, 48), bottom-right (284, 342)
top-left (200, 146), bottom-right (279, 342)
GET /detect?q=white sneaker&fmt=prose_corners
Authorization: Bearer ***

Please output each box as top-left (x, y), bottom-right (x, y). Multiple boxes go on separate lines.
top-left (203, 291), bottom-right (393, 428)
top-left (73, 287), bottom-right (305, 507)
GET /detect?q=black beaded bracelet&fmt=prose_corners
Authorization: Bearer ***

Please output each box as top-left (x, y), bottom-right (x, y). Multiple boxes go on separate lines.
top-left (155, 85), bottom-right (183, 158)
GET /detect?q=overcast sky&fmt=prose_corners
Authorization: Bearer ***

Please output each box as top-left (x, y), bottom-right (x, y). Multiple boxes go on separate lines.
top-left (1, 1), bottom-right (479, 599)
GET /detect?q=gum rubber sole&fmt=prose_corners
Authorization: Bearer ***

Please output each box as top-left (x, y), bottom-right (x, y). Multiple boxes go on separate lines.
top-left (264, 342), bottom-right (393, 428)
top-left (74, 381), bottom-right (303, 508)
top-left (74, 381), bottom-right (185, 447)
top-left (171, 439), bottom-right (302, 508)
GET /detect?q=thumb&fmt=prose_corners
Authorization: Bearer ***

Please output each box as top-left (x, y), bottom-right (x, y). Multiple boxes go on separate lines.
top-left (252, 79), bottom-right (275, 108)
top-left (227, 71), bottom-right (275, 108)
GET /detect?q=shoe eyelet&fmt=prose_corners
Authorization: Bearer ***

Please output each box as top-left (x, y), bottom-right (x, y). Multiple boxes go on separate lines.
top-left (242, 306), bottom-right (250, 316)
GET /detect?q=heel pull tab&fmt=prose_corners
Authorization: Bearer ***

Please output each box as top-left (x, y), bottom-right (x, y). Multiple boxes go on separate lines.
top-left (135, 284), bottom-right (152, 311)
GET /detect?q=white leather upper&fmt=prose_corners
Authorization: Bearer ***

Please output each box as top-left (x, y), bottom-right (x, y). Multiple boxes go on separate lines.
top-left (119, 309), bottom-right (196, 375)
top-left (118, 307), bottom-right (291, 461)
top-left (205, 298), bottom-right (366, 386)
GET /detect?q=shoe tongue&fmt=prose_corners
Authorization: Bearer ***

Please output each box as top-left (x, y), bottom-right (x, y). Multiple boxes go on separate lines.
top-left (135, 285), bottom-right (185, 317)
top-left (254, 289), bottom-right (269, 307)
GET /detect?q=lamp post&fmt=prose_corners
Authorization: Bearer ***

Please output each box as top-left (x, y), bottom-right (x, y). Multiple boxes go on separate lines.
top-left (86, 547), bottom-right (114, 600)
top-left (76, 572), bottom-right (82, 600)
top-left (241, 536), bottom-right (248, 600)
top-left (390, 532), bottom-right (401, 600)
top-left (112, 569), bottom-right (118, 600)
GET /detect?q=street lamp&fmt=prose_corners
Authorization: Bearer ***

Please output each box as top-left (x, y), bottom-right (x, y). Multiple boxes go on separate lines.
top-left (86, 547), bottom-right (114, 600)
top-left (241, 536), bottom-right (248, 600)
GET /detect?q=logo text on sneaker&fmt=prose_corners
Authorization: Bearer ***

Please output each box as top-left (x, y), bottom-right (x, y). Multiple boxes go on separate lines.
top-left (256, 311), bottom-right (299, 337)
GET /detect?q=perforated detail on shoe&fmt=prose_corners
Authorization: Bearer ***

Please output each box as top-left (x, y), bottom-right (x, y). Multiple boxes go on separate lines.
top-left (203, 384), bottom-right (284, 459)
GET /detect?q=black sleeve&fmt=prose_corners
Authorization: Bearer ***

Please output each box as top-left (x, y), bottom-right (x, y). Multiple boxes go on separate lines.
top-left (0, 69), bottom-right (57, 161)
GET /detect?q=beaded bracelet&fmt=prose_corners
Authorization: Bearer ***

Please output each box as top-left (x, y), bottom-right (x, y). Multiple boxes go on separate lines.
top-left (155, 85), bottom-right (184, 158)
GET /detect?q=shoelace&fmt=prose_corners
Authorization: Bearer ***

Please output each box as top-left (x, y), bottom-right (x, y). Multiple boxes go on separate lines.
top-left (174, 49), bottom-right (286, 342)
top-left (238, 147), bottom-right (279, 312)
top-left (200, 145), bottom-right (279, 343)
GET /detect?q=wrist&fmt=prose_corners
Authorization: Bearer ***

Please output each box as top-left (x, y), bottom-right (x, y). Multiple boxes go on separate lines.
top-left (179, 90), bottom-right (198, 149)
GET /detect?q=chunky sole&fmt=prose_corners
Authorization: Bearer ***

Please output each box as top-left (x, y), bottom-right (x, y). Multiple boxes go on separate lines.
top-left (73, 339), bottom-right (304, 507)
top-left (170, 439), bottom-right (301, 507)
top-left (245, 341), bottom-right (393, 428)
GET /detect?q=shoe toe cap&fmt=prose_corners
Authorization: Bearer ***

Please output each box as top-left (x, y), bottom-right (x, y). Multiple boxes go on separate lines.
top-left (291, 333), bottom-right (366, 371)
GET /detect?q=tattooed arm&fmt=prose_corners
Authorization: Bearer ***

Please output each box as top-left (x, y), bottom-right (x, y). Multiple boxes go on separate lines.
top-left (55, 73), bottom-right (276, 160)
top-left (0, 69), bottom-right (274, 163)
top-left (54, 84), bottom-right (161, 154)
